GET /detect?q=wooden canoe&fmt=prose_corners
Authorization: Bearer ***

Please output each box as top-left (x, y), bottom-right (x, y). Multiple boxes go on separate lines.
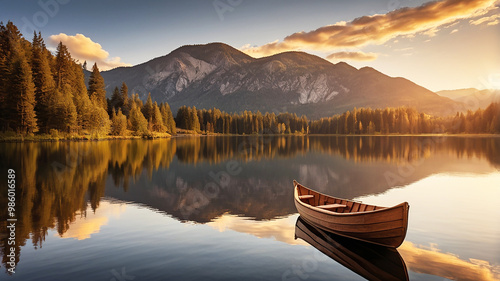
top-left (293, 180), bottom-right (409, 248)
top-left (295, 217), bottom-right (409, 281)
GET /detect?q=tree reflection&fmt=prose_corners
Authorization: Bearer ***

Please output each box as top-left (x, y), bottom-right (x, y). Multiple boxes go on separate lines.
top-left (0, 136), bottom-right (499, 272)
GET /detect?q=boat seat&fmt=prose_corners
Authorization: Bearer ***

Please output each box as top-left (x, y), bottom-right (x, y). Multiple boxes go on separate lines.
top-left (316, 204), bottom-right (347, 209)
top-left (298, 195), bottom-right (314, 200)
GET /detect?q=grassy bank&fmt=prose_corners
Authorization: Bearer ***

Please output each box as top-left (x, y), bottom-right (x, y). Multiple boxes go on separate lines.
top-left (0, 131), bottom-right (172, 142)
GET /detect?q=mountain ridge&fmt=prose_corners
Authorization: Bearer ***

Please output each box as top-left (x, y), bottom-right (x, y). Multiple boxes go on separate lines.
top-left (98, 42), bottom-right (460, 118)
top-left (436, 88), bottom-right (500, 111)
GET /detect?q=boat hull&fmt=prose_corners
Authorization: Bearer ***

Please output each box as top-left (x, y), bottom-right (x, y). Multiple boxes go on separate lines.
top-left (294, 181), bottom-right (409, 248)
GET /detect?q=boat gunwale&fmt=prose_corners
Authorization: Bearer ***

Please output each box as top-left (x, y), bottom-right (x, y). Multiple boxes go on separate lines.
top-left (293, 180), bottom-right (408, 217)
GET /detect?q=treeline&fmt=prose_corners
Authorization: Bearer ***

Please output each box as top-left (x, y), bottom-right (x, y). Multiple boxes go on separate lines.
top-left (309, 105), bottom-right (500, 134)
top-left (176, 104), bottom-right (500, 135)
top-left (310, 107), bottom-right (436, 134)
top-left (448, 103), bottom-right (500, 134)
top-left (0, 21), bottom-right (176, 138)
top-left (176, 106), bottom-right (308, 134)
top-left (2, 21), bottom-right (499, 138)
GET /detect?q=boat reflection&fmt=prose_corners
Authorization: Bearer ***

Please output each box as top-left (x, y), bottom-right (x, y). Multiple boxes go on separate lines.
top-left (295, 216), bottom-right (409, 281)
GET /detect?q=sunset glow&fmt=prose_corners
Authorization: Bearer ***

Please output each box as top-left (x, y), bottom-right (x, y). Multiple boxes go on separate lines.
top-left (2, 0), bottom-right (499, 90)
top-left (1, 1), bottom-right (499, 280)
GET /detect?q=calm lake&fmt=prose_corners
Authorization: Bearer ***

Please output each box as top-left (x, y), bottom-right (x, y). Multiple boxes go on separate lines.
top-left (1, 136), bottom-right (499, 280)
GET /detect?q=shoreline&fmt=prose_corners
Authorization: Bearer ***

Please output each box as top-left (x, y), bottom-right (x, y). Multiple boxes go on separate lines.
top-left (306, 133), bottom-right (500, 138)
top-left (1, 132), bottom-right (499, 143)
top-left (0, 132), bottom-right (172, 143)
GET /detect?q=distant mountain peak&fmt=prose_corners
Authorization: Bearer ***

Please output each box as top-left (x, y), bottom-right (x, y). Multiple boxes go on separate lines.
top-left (262, 51), bottom-right (333, 67)
top-left (436, 88), bottom-right (500, 110)
top-left (99, 42), bottom-right (460, 118)
top-left (172, 42), bottom-right (253, 66)
top-left (359, 66), bottom-right (382, 75)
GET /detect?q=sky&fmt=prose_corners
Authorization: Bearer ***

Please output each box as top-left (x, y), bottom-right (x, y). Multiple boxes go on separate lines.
top-left (1, 0), bottom-right (499, 92)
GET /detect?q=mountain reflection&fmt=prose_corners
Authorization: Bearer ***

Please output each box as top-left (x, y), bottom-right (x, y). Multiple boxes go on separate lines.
top-left (0, 136), bottom-right (499, 272)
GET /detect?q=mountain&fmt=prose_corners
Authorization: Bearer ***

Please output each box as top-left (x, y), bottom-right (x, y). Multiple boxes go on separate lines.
top-left (436, 88), bottom-right (500, 110)
top-left (100, 43), bottom-right (459, 118)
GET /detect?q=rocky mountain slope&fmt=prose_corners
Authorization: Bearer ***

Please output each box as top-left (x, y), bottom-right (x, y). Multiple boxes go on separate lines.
top-left (100, 43), bottom-right (459, 118)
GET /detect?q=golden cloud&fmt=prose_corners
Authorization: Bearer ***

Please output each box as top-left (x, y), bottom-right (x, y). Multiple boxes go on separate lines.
top-left (207, 213), bottom-right (307, 245)
top-left (241, 0), bottom-right (497, 58)
top-left (399, 241), bottom-right (500, 281)
top-left (59, 201), bottom-right (127, 240)
top-left (326, 51), bottom-right (378, 61)
top-left (469, 13), bottom-right (500, 25)
top-left (49, 33), bottom-right (131, 71)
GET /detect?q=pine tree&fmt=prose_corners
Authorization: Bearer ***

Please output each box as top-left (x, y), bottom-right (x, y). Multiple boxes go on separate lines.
top-left (32, 32), bottom-right (56, 133)
top-left (120, 82), bottom-right (129, 116)
top-left (10, 48), bottom-right (38, 134)
top-left (142, 93), bottom-right (154, 121)
top-left (175, 106), bottom-right (189, 129)
top-left (88, 63), bottom-right (107, 110)
top-left (109, 86), bottom-right (122, 113)
top-left (132, 93), bottom-right (143, 108)
top-left (128, 102), bottom-right (149, 136)
top-left (151, 102), bottom-right (165, 132)
top-left (367, 121), bottom-right (375, 134)
top-left (189, 106), bottom-right (200, 132)
top-left (50, 87), bottom-right (77, 133)
top-left (111, 108), bottom-right (127, 136)
top-left (160, 102), bottom-right (176, 135)
top-left (2, 22), bottom-right (38, 134)
top-left (54, 42), bottom-right (74, 90)
top-left (0, 22), bottom-right (10, 131)
top-left (88, 95), bottom-right (111, 136)
top-left (398, 110), bottom-right (410, 134)
top-left (71, 60), bottom-right (93, 133)
top-left (49, 41), bottom-right (80, 133)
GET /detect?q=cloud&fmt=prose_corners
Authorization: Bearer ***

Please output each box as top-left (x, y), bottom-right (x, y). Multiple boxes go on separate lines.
top-left (241, 0), bottom-right (497, 58)
top-left (450, 28), bottom-right (459, 33)
top-left (400, 241), bottom-right (500, 281)
top-left (469, 13), bottom-right (500, 25)
top-left (207, 214), bottom-right (307, 245)
top-left (395, 47), bottom-right (414, 52)
top-left (421, 26), bottom-right (440, 37)
top-left (59, 201), bottom-right (126, 240)
top-left (49, 33), bottom-right (131, 71)
top-left (444, 21), bottom-right (460, 29)
top-left (326, 51), bottom-right (378, 61)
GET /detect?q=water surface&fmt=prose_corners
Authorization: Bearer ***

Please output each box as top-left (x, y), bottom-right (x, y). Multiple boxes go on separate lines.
top-left (0, 136), bottom-right (499, 280)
